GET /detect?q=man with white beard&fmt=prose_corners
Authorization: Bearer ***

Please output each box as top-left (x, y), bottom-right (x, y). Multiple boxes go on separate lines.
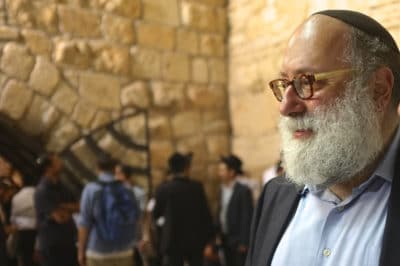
top-left (245, 10), bottom-right (400, 266)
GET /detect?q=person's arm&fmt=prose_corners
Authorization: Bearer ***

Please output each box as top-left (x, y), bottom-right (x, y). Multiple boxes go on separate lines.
top-left (78, 226), bottom-right (89, 266)
top-left (238, 187), bottom-right (254, 253)
top-left (76, 185), bottom-right (94, 266)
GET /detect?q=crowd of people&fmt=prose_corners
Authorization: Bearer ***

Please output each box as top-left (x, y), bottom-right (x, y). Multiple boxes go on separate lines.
top-left (0, 150), bottom-right (259, 266)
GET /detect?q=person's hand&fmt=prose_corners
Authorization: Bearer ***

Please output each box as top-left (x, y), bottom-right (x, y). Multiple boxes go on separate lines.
top-left (204, 244), bottom-right (214, 258)
top-left (238, 244), bottom-right (248, 254)
top-left (78, 250), bottom-right (86, 266)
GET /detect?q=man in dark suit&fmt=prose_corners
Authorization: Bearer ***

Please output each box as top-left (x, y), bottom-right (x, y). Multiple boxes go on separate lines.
top-left (153, 152), bottom-right (214, 266)
top-left (212, 155), bottom-right (253, 266)
top-left (246, 10), bottom-right (400, 266)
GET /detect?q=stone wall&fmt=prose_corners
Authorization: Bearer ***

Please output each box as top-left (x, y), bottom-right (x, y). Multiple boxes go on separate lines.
top-left (0, 0), bottom-right (229, 203)
top-left (228, 0), bottom-right (400, 180)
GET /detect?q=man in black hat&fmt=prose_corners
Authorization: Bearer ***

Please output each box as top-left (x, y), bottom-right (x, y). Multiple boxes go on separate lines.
top-left (209, 154), bottom-right (253, 266)
top-left (153, 152), bottom-right (214, 266)
top-left (246, 10), bottom-right (400, 266)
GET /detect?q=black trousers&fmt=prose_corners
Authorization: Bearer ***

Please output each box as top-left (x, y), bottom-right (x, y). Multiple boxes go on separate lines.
top-left (40, 244), bottom-right (78, 266)
top-left (162, 250), bottom-right (203, 266)
top-left (16, 230), bottom-right (38, 266)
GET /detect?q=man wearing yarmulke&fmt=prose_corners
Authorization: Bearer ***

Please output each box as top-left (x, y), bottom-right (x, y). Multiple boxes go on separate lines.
top-left (246, 10), bottom-right (400, 266)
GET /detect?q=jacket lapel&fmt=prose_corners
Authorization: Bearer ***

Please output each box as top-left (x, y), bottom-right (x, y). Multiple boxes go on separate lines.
top-left (379, 141), bottom-right (400, 266)
top-left (252, 178), bottom-right (302, 266)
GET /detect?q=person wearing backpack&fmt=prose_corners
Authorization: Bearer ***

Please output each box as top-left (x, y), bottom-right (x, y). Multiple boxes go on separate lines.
top-left (78, 157), bottom-right (139, 266)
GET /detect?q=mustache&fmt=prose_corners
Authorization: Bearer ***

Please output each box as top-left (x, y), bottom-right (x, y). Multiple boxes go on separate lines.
top-left (280, 115), bottom-right (317, 132)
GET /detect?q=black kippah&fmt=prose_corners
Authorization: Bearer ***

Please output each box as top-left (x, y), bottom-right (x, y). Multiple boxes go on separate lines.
top-left (313, 9), bottom-right (400, 54)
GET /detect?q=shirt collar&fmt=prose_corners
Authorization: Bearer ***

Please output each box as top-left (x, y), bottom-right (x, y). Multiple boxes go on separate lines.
top-left (373, 127), bottom-right (400, 183)
top-left (98, 172), bottom-right (114, 182)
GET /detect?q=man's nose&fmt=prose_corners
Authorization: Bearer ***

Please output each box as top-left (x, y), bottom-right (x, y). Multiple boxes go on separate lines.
top-left (279, 85), bottom-right (306, 117)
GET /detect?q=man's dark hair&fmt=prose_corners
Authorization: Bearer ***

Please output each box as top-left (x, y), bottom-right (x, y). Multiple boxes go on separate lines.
top-left (168, 152), bottom-right (193, 174)
top-left (118, 164), bottom-right (132, 179)
top-left (36, 153), bottom-right (54, 176)
top-left (220, 154), bottom-right (244, 175)
top-left (97, 156), bottom-right (117, 173)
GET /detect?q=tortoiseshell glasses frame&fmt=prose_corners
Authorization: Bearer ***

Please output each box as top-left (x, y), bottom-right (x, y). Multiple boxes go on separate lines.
top-left (269, 68), bottom-right (353, 102)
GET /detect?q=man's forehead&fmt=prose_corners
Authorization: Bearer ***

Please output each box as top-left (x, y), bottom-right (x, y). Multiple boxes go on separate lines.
top-left (281, 15), bottom-right (350, 74)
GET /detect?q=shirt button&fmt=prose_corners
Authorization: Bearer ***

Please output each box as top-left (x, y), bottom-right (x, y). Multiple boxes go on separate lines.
top-left (323, 248), bottom-right (331, 257)
top-left (337, 206), bottom-right (345, 212)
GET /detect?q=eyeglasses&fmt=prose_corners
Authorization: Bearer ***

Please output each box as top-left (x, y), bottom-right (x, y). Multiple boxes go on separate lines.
top-left (269, 68), bottom-right (353, 101)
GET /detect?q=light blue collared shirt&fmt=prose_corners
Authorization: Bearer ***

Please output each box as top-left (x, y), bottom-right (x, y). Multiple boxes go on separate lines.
top-left (272, 129), bottom-right (400, 266)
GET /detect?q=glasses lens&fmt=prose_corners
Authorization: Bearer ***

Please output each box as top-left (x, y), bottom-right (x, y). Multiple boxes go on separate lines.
top-left (269, 80), bottom-right (286, 101)
top-left (294, 76), bottom-right (312, 99)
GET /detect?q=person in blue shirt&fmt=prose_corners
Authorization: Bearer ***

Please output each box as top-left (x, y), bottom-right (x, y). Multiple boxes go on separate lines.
top-left (246, 10), bottom-right (400, 266)
top-left (78, 157), bottom-right (138, 266)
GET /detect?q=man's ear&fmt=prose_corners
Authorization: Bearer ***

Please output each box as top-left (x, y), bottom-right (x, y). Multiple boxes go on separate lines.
top-left (372, 66), bottom-right (394, 112)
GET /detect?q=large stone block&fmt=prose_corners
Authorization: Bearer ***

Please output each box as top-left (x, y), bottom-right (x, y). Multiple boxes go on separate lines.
top-left (131, 47), bottom-right (161, 79)
top-left (187, 84), bottom-right (226, 108)
top-left (98, 133), bottom-right (126, 158)
top-left (90, 0), bottom-right (141, 19)
top-left (177, 29), bottom-right (198, 54)
top-left (202, 110), bottom-right (229, 134)
top-left (162, 53), bottom-right (190, 81)
top-left (101, 14), bottom-right (135, 45)
top-left (58, 6), bottom-right (101, 37)
top-left (0, 26), bottom-right (19, 40)
top-left (151, 81), bottom-right (185, 107)
top-left (120, 115), bottom-right (146, 145)
top-left (121, 149), bottom-right (147, 168)
top-left (22, 29), bottom-right (52, 55)
top-left (51, 82), bottom-right (79, 115)
top-left (200, 34), bottom-right (225, 57)
top-left (89, 41), bottom-right (131, 75)
top-left (192, 0), bottom-right (226, 7)
top-left (176, 135), bottom-right (208, 164)
top-left (181, 1), bottom-right (220, 33)
top-left (121, 81), bottom-right (150, 109)
top-left (206, 135), bottom-right (229, 160)
top-left (232, 134), bottom-right (281, 178)
top-left (0, 80), bottom-right (32, 120)
top-left (143, 0), bottom-right (180, 26)
top-left (72, 101), bottom-right (97, 128)
top-left (19, 95), bottom-right (59, 136)
top-left (29, 56), bottom-right (60, 96)
top-left (71, 140), bottom-right (98, 172)
top-left (1, 42), bottom-right (34, 80)
top-left (150, 140), bottom-right (173, 168)
top-left (192, 57), bottom-right (208, 83)
top-left (149, 112), bottom-right (171, 139)
top-left (171, 110), bottom-right (201, 138)
top-left (230, 92), bottom-right (279, 137)
top-left (46, 118), bottom-right (80, 152)
top-left (137, 23), bottom-right (175, 50)
top-left (79, 72), bottom-right (120, 110)
top-left (90, 110), bottom-right (112, 130)
top-left (54, 40), bottom-right (91, 69)
top-left (34, 3), bottom-right (58, 33)
top-left (209, 58), bottom-right (227, 84)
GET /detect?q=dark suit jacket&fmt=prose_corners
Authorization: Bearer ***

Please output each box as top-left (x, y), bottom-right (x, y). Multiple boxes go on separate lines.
top-left (153, 176), bottom-right (214, 255)
top-left (245, 150), bottom-right (400, 266)
top-left (218, 182), bottom-right (253, 249)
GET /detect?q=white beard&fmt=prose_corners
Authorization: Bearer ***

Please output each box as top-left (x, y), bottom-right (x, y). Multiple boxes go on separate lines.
top-left (279, 81), bottom-right (383, 188)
